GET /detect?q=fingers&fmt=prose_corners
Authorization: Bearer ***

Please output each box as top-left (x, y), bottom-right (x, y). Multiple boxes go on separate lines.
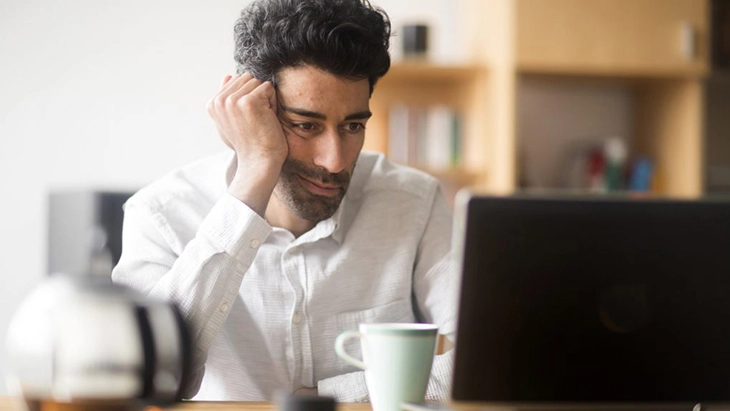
top-left (216, 72), bottom-right (254, 100)
top-left (211, 72), bottom-right (274, 115)
top-left (228, 76), bottom-right (268, 102)
top-left (262, 81), bottom-right (277, 110)
top-left (219, 74), bottom-right (233, 89)
top-left (206, 72), bottom-right (284, 155)
top-left (208, 73), bottom-right (254, 118)
top-left (209, 74), bottom-right (241, 114)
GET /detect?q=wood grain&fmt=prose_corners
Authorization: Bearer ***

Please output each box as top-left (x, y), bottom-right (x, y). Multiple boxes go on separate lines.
top-left (0, 397), bottom-right (372, 411)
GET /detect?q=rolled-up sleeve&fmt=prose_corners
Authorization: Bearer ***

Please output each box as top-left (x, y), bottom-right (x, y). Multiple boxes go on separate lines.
top-left (112, 193), bottom-right (272, 398)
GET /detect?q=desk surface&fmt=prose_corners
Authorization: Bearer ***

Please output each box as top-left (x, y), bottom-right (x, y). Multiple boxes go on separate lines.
top-left (0, 397), bottom-right (372, 411)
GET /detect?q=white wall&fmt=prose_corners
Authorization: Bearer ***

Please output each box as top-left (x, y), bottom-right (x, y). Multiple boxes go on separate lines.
top-left (0, 0), bottom-right (463, 395)
top-left (0, 0), bottom-right (246, 395)
top-left (375, 0), bottom-right (466, 63)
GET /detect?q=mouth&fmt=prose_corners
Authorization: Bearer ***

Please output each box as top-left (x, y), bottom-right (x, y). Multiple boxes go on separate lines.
top-left (298, 175), bottom-right (341, 197)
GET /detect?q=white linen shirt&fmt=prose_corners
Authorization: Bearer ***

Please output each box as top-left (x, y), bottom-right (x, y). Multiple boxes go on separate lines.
top-left (111, 150), bottom-right (459, 402)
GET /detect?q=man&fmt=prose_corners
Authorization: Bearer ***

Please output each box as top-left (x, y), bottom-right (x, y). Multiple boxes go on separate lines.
top-left (112, 0), bottom-right (458, 402)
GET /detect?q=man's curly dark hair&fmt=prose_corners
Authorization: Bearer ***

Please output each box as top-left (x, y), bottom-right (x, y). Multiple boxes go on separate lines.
top-left (234, 0), bottom-right (391, 95)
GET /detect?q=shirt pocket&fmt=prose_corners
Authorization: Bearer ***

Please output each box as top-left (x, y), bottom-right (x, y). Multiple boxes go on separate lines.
top-left (334, 299), bottom-right (416, 372)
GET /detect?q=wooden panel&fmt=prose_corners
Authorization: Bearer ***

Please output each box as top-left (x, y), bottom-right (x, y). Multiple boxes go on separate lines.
top-left (377, 63), bottom-right (484, 84)
top-left (516, 0), bottom-right (709, 76)
top-left (464, 0), bottom-right (518, 193)
top-left (634, 79), bottom-right (703, 197)
top-left (165, 402), bottom-right (371, 411)
top-left (0, 397), bottom-right (374, 411)
top-left (455, 66), bottom-right (492, 190)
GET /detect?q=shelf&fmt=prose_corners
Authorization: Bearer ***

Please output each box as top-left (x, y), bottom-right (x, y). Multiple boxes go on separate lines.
top-left (367, 0), bottom-right (708, 198)
top-left (378, 62), bottom-right (486, 85)
top-left (412, 165), bottom-right (481, 187)
top-left (514, 0), bottom-right (709, 81)
top-left (516, 73), bottom-right (703, 197)
top-left (517, 62), bottom-right (709, 79)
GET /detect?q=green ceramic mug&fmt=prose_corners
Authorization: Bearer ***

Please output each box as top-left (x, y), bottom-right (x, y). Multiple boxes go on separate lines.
top-left (335, 323), bottom-right (438, 411)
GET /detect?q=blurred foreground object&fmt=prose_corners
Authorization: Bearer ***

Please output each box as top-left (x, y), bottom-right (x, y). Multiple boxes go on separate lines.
top-left (277, 393), bottom-right (336, 411)
top-left (5, 275), bottom-right (190, 411)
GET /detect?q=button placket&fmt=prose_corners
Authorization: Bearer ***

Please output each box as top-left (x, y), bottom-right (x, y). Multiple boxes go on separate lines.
top-left (282, 243), bottom-right (306, 386)
top-left (298, 246), bottom-right (314, 387)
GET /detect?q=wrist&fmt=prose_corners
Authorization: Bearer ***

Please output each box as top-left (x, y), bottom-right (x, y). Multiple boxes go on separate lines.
top-left (227, 158), bottom-right (282, 216)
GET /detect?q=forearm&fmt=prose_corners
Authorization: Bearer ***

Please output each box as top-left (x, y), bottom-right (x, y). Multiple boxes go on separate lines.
top-left (112, 194), bottom-right (272, 397)
top-left (143, 195), bottom-right (270, 337)
top-left (425, 349), bottom-right (454, 401)
top-left (317, 370), bottom-right (368, 402)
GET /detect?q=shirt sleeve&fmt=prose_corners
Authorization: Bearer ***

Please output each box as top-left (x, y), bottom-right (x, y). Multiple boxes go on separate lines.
top-left (414, 186), bottom-right (460, 399)
top-left (413, 186), bottom-right (460, 341)
top-left (111, 193), bottom-right (272, 398)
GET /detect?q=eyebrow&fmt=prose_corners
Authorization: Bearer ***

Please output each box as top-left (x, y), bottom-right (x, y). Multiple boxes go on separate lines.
top-left (281, 105), bottom-right (372, 121)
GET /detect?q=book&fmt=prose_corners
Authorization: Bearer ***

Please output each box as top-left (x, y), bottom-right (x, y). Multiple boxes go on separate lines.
top-left (387, 103), bottom-right (463, 169)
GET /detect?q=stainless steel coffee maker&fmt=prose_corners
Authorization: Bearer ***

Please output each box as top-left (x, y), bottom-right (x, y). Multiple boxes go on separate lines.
top-left (5, 275), bottom-right (190, 411)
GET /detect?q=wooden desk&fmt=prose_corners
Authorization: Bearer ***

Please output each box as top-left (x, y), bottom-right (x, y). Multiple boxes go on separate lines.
top-left (0, 397), bottom-right (372, 411)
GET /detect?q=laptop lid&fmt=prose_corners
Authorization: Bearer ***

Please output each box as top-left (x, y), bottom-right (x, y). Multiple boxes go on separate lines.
top-left (451, 193), bottom-right (730, 406)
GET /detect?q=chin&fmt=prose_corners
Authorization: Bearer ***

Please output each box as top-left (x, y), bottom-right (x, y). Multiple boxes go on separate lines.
top-left (292, 198), bottom-right (341, 222)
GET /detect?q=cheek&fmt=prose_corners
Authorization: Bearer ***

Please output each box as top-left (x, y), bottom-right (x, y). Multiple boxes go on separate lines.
top-left (343, 135), bottom-right (365, 169)
top-left (284, 134), bottom-right (311, 161)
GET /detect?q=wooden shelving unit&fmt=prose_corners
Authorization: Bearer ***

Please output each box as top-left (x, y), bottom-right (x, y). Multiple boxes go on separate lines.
top-left (366, 63), bottom-right (490, 190)
top-left (368, 0), bottom-right (709, 198)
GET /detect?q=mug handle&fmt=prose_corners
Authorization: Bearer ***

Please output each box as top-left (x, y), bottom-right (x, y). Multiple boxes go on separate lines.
top-left (334, 331), bottom-right (367, 370)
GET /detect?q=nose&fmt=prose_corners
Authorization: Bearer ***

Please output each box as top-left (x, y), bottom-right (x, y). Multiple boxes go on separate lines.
top-left (312, 128), bottom-right (346, 174)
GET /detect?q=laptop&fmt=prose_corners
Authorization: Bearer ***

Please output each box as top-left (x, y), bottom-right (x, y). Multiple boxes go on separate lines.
top-left (424, 192), bottom-right (730, 411)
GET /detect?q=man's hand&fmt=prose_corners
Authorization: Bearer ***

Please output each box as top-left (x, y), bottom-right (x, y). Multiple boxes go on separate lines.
top-left (207, 73), bottom-right (289, 216)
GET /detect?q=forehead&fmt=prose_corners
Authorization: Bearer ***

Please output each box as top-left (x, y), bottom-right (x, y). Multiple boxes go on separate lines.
top-left (276, 65), bottom-right (370, 117)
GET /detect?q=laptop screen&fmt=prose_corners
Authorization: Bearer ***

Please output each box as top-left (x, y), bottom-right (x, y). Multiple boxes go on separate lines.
top-left (452, 194), bottom-right (730, 403)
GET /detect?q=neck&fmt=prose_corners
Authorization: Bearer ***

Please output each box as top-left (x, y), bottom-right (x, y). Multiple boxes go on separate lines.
top-left (265, 192), bottom-right (315, 238)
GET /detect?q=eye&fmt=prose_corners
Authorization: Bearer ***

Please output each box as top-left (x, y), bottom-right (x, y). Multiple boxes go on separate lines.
top-left (343, 122), bottom-right (365, 133)
top-left (295, 122), bottom-right (317, 132)
top-left (286, 121), bottom-right (321, 138)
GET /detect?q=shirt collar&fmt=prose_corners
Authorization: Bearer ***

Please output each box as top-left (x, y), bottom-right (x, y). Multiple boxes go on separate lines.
top-left (327, 195), bottom-right (347, 244)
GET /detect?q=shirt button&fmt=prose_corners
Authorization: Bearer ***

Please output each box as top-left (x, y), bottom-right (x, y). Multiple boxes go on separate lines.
top-left (292, 313), bottom-right (302, 324)
top-left (220, 303), bottom-right (229, 313)
top-left (250, 239), bottom-right (260, 249)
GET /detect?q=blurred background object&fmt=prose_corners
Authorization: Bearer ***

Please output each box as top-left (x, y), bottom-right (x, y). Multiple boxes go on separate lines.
top-left (48, 191), bottom-right (134, 277)
top-left (402, 24), bottom-right (430, 60)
